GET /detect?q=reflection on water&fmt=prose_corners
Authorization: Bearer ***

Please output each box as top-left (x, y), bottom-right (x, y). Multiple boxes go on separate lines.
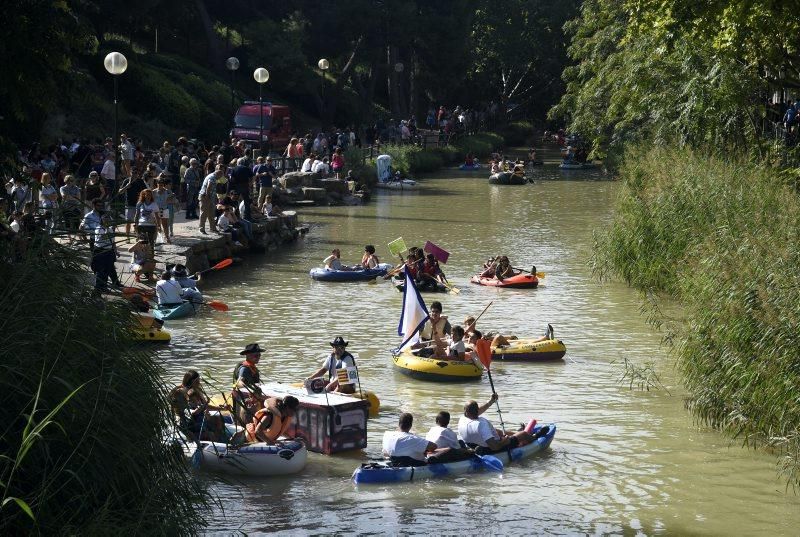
top-left (159, 165), bottom-right (799, 535)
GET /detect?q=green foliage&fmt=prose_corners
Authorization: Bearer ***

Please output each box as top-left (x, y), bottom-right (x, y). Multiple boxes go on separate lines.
top-left (500, 122), bottom-right (534, 146)
top-left (0, 241), bottom-right (208, 534)
top-left (553, 0), bottom-right (797, 157)
top-left (453, 132), bottom-right (504, 158)
top-left (594, 145), bottom-right (800, 486)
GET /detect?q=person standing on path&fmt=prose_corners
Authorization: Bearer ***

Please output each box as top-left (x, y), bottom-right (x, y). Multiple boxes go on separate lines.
top-left (198, 166), bottom-right (223, 234)
top-left (183, 158), bottom-right (202, 219)
top-left (230, 158), bottom-right (254, 221)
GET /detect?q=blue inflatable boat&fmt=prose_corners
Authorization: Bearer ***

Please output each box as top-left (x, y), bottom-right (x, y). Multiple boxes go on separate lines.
top-left (458, 163), bottom-right (481, 171)
top-left (310, 263), bottom-right (393, 282)
top-left (352, 424), bottom-right (556, 484)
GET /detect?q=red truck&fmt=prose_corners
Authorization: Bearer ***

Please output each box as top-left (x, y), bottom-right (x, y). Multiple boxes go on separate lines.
top-left (229, 101), bottom-right (292, 151)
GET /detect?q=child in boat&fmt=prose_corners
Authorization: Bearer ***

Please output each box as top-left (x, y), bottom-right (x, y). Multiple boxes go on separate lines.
top-left (464, 153), bottom-right (474, 166)
top-left (445, 325), bottom-right (466, 360)
top-left (361, 245), bottom-right (381, 269)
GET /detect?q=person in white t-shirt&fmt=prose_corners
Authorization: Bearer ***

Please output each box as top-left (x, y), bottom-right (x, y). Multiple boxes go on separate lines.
top-left (443, 325), bottom-right (467, 360)
top-left (301, 155), bottom-right (316, 173)
top-left (155, 271), bottom-right (185, 306)
top-left (425, 411), bottom-right (461, 450)
top-left (458, 396), bottom-right (548, 455)
top-left (382, 413), bottom-right (446, 467)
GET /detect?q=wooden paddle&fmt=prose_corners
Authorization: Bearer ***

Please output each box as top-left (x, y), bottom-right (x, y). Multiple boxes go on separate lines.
top-left (512, 266), bottom-right (546, 279)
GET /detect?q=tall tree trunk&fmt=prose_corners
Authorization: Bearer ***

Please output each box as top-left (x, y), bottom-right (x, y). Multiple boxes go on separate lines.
top-left (193, 0), bottom-right (224, 69)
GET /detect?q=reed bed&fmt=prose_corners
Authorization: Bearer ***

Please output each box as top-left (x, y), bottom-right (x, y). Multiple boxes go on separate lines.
top-left (0, 240), bottom-right (209, 534)
top-left (593, 145), bottom-right (800, 487)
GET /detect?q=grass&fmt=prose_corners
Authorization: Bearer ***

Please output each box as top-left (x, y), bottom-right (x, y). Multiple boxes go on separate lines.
top-left (0, 239), bottom-right (209, 534)
top-left (594, 144), bottom-right (800, 487)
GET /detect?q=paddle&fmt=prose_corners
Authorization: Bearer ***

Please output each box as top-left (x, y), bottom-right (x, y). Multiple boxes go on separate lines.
top-left (195, 258), bottom-right (233, 277)
top-left (187, 299), bottom-right (230, 312)
top-left (473, 453), bottom-right (504, 472)
top-left (475, 338), bottom-right (506, 434)
top-left (383, 263), bottom-right (405, 280)
top-left (511, 266), bottom-right (546, 279)
top-left (465, 301), bottom-right (494, 334)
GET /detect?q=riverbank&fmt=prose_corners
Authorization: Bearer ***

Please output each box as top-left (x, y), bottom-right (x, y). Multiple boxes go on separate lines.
top-left (592, 144), bottom-right (800, 487)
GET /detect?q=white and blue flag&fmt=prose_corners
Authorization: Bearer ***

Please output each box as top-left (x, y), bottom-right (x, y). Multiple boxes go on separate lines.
top-left (396, 270), bottom-right (429, 352)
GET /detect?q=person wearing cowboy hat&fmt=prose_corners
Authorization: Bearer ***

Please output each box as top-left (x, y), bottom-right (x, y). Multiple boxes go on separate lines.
top-left (232, 343), bottom-right (267, 423)
top-left (171, 263), bottom-right (203, 304)
top-left (306, 337), bottom-right (357, 394)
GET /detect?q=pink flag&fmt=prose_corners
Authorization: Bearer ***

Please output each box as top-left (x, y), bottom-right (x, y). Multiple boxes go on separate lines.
top-left (424, 241), bottom-right (450, 264)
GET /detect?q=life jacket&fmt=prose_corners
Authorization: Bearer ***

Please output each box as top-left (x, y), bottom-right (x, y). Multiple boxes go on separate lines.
top-left (233, 360), bottom-right (259, 383)
top-left (245, 408), bottom-right (283, 443)
top-left (422, 262), bottom-right (438, 276)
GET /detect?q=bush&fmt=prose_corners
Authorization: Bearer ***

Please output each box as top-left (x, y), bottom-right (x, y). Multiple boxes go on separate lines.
top-left (501, 121), bottom-right (534, 146)
top-left (454, 131), bottom-right (503, 158)
top-left (594, 144), bottom-right (800, 487)
top-left (0, 241), bottom-right (209, 533)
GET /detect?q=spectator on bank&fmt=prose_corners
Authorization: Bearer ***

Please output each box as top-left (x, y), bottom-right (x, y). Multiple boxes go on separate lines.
top-left (183, 158), bottom-right (202, 220)
top-left (230, 157), bottom-right (255, 221)
top-left (119, 173), bottom-right (147, 240)
top-left (59, 175), bottom-right (82, 242)
top-left (331, 148), bottom-right (345, 179)
top-left (254, 156), bottom-right (276, 208)
top-left (85, 171), bottom-right (106, 211)
top-left (217, 206), bottom-right (243, 246)
top-left (198, 166), bottom-right (222, 234)
top-left (39, 173), bottom-right (58, 233)
top-left (120, 134), bottom-right (134, 179)
top-left (153, 176), bottom-right (172, 244)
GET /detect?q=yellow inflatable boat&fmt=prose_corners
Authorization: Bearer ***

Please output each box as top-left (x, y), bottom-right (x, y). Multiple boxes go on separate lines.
top-left (130, 313), bottom-right (171, 342)
top-left (392, 349), bottom-right (484, 382)
top-left (491, 338), bottom-right (566, 362)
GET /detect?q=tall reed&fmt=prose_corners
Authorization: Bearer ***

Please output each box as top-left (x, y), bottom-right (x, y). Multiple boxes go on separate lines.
top-left (0, 240), bottom-right (209, 533)
top-left (594, 145), bottom-right (800, 487)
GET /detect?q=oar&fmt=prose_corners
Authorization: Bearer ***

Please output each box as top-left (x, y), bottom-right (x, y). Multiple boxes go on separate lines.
top-left (442, 280), bottom-right (461, 295)
top-left (188, 300), bottom-right (230, 312)
top-left (473, 453), bottom-right (504, 472)
top-left (382, 261), bottom-right (406, 280)
top-left (195, 258), bottom-right (233, 277)
top-left (487, 372), bottom-right (506, 435)
top-left (466, 301), bottom-right (494, 334)
top-left (511, 266), bottom-right (546, 279)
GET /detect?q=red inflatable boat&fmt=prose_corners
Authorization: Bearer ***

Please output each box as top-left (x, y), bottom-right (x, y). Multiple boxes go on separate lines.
top-left (470, 272), bottom-right (539, 289)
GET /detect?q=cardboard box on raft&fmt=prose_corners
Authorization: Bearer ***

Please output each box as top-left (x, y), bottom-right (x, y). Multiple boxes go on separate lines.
top-left (261, 383), bottom-right (368, 455)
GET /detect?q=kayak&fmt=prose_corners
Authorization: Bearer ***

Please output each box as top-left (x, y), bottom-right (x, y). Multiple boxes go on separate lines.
top-left (489, 172), bottom-right (527, 185)
top-left (352, 424), bottom-right (557, 484)
top-left (186, 438), bottom-right (307, 477)
top-left (153, 301), bottom-right (197, 321)
top-left (310, 263), bottom-right (393, 282)
top-left (470, 272), bottom-right (539, 289)
top-left (492, 338), bottom-right (566, 361)
top-left (374, 179), bottom-right (418, 190)
top-left (392, 348), bottom-right (483, 382)
top-left (458, 163), bottom-right (481, 170)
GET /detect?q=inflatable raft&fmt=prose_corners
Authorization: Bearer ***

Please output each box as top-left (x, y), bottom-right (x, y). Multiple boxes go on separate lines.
top-left (470, 272), bottom-right (539, 289)
top-left (352, 424), bottom-right (557, 484)
top-left (130, 313), bottom-right (171, 342)
top-left (489, 172), bottom-right (527, 185)
top-left (374, 179), bottom-right (418, 190)
top-left (458, 163), bottom-right (481, 171)
top-left (492, 338), bottom-right (566, 361)
top-left (310, 263), bottom-right (393, 282)
top-left (392, 349), bottom-right (483, 382)
top-left (394, 280), bottom-right (447, 293)
top-left (559, 161), bottom-right (594, 170)
top-left (187, 439), bottom-right (308, 476)
top-left (153, 300), bottom-right (197, 321)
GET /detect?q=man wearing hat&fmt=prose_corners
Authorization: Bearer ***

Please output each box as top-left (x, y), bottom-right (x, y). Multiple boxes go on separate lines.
top-left (254, 155), bottom-right (277, 209)
top-left (306, 337), bottom-right (357, 394)
top-left (172, 264), bottom-right (202, 303)
top-left (233, 343), bottom-right (267, 423)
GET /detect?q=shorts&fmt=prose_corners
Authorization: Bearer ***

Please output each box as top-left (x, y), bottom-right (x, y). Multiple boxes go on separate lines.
top-left (125, 206), bottom-right (136, 222)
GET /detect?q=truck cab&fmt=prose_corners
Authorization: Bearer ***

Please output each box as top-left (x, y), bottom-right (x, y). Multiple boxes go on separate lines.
top-left (230, 101), bottom-right (292, 151)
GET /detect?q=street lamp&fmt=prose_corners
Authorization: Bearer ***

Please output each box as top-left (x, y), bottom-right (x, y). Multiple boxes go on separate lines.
top-left (104, 52), bottom-right (127, 195)
top-left (226, 57), bottom-right (240, 117)
top-left (253, 67), bottom-right (270, 156)
top-left (318, 58), bottom-right (329, 125)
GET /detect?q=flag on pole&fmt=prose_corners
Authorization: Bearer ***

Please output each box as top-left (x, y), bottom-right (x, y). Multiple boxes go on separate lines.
top-left (424, 241), bottom-right (450, 264)
top-left (396, 271), bottom-right (429, 351)
top-left (474, 338), bottom-right (493, 370)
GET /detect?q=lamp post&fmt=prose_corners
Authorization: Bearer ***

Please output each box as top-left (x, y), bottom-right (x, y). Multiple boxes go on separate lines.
top-left (253, 67), bottom-right (270, 156)
top-left (226, 57), bottom-right (240, 118)
top-left (318, 58), bottom-right (329, 125)
top-left (104, 52), bottom-right (128, 196)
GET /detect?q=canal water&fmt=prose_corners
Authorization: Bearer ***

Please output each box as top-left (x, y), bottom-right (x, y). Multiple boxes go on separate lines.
top-left (159, 163), bottom-right (800, 536)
